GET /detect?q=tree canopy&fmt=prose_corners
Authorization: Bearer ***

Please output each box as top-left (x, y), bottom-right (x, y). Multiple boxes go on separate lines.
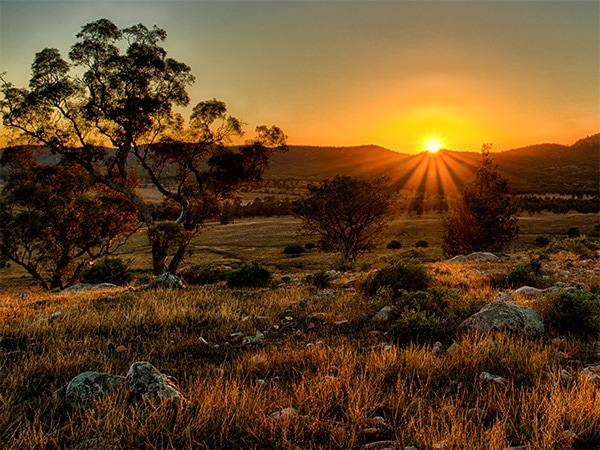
top-left (1, 19), bottom-right (287, 275)
top-left (292, 175), bottom-right (395, 266)
top-left (442, 145), bottom-right (519, 257)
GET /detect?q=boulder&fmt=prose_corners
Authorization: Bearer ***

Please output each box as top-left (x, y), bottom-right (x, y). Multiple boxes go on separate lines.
top-left (126, 361), bottom-right (184, 407)
top-left (449, 252), bottom-right (499, 262)
top-left (149, 272), bottom-right (186, 289)
top-left (509, 286), bottom-right (546, 298)
top-left (372, 305), bottom-right (400, 322)
top-left (458, 301), bottom-right (544, 334)
top-left (62, 371), bottom-right (124, 410)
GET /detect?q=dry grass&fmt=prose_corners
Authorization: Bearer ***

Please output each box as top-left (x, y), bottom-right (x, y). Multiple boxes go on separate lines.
top-left (2, 252), bottom-right (600, 449)
top-left (1, 212), bottom-right (599, 449)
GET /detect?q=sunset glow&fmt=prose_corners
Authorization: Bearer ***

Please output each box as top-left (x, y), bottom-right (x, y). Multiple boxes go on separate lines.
top-left (0, 1), bottom-right (597, 152)
top-left (424, 138), bottom-right (442, 154)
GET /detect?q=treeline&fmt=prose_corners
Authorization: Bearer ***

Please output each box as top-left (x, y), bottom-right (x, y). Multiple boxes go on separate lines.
top-left (516, 195), bottom-right (599, 214)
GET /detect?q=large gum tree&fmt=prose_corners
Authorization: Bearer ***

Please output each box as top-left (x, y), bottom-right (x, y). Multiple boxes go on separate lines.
top-left (1, 19), bottom-right (287, 274)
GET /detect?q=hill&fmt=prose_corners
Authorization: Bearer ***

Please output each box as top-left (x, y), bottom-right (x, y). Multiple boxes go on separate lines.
top-left (267, 134), bottom-right (599, 194)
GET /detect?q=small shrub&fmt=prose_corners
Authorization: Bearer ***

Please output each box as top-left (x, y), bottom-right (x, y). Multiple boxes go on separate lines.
top-left (389, 309), bottom-right (444, 343)
top-left (360, 258), bottom-right (431, 297)
top-left (534, 236), bottom-right (550, 247)
top-left (541, 291), bottom-right (600, 337)
top-left (306, 270), bottom-right (332, 289)
top-left (305, 242), bottom-right (317, 251)
top-left (283, 244), bottom-right (305, 257)
top-left (386, 240), bottom-right (402, 249)
top-left (179, 264), bottom-right (227, 286)
top-left (415, 240), bottom-right (429, 248)
top-left (543, 236), bottom-right (600, 259)
top-left (566, 227), bottom-right (581, 238)
top-left (227, 261), bottom-right (272, 288)
top-left (81, 257), bottom-right (132, 286)
top-left (136, 272), bottom-right (156, 286)
top-left (507, 259), bottom-right (545, 288)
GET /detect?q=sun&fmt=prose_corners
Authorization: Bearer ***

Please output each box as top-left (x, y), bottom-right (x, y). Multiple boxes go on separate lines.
top-left (424, 138), bottom-right (442, 153)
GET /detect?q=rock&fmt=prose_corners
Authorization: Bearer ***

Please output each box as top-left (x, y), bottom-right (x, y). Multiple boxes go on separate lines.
top-left (49, 310), bottom-right (64, 319)
top-left (561, 430), bottom-right (579, 444)
top-left (270, 407), bottom-right (297, 420)
top-left (334, 319), bottom-right (349, 326)
top-left (494, 292), bottom-right (510, 302)
top-left (360, 441), bottom-right (400, 450)
top-left (61, 283), bottom-right (119, 293)
top-left (458, 301), bottom-right (544, 334)
top-left (243, 330), bottom-right (265, 345)
top-left (315, 288), bottom-right (335, 299)
top-left (449, 252), bottom-right (499, 262)
top-left (62, 371), bottom-right (124, 410)
top-left (126, 361), bottom-right (184, 408)
top-left (447, 342), bottom-right (460, 354)
top-left (149, 273), bottom-right (186, 289)
top-left (373, 305), bottom-right (400, 322)
top-left (509, 286), bottom-right (546, 299)
top-left (431, 341), bottom-right (444, 356)
top-left (560, 369), bottom-right (572, 380)
top-left (479, 371), bottom-right (508, 386)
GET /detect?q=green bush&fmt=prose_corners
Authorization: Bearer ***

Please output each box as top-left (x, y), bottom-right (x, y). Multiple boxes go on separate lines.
top-left (227, 261), bottom-right (272, 288)
top-left (542, 291), bottom-right (600, 337)
top-left (507, 259), bottom-right (545, 288)
top-left (306, 270), bottom-right (332, 289)
top-left (81, 257), bottom-right (132, 286)
top-left (305, 242), bottom-right (317, 251)
top-left (534, 236), bottom-right (550, 247)
top-left (179, 264), bottom-right (227, 286)
top-left (360, 258), bottom-right (430, 297)
top-left (542, 236), bottom-right (600, 259)
top-left (283, 244), bottom-right (305, 257)
top-left (386, 240), bottom-right (402, 249)
top-left (415, 240), bottom-right (429, 248)
top-left (389, 310), bottom-right (444, 343)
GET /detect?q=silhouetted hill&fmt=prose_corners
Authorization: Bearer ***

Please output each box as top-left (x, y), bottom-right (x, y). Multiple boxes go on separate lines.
top-left (2, 134), bottom-right (598, 195)
top-left (267, 134), bottom-right (599, 195)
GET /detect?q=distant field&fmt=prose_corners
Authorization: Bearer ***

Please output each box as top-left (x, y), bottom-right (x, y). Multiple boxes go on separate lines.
top-left (1, 212), bottom-right (598, 292)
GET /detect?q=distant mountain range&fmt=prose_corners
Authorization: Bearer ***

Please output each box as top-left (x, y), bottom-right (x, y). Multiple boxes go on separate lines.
top-left (2, 134), bottom-right (597, 195)
top-left (267, 134), bottom-right (600, 195)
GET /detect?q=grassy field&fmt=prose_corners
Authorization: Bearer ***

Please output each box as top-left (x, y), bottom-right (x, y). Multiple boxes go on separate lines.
top-left (1, 212), bottom-right (599, 449)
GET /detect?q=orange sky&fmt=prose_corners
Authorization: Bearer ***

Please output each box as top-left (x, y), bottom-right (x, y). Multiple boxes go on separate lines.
top-left (1, 1), bottom-right (598, 153)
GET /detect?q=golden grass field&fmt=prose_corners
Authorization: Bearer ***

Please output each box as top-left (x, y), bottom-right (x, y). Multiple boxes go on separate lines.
top-left (1, 212), bottom-right (599, 449)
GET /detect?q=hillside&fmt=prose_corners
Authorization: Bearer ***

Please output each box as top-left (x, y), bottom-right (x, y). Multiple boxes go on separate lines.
top-left (267, 134), bottom-right (600, 194)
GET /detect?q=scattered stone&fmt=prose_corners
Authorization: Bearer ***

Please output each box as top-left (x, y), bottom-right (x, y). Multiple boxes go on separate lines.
top-left (561, 430), bottom-right (579, 444)
top-left (126, 361), bottom-right (184, 408)
top-left (49, 310), bottom-right (64, 319)
top-left (269, 407), bottom-right (297, 420)
top-left (431, 341), bottom-right (444, 356)
top-left (582, 365), bottom-right (600, 383)
top-left (249, 354), bottom-right (268, 365)
top-left (149, 273), bottom-right (186, 289)
top-left (198, 337), bottom-right (210, 346)
top-left (362, 428), bottom-right (380, 435)
top-left (458, 301), bottom-right (544, 334)
top-left (449, 252), bottom-right (499, 262)
top-left (509, 286), bottom-right (546, 299)
top-left (360, 440), bottom-right (400, 450)
top-left (560, 369), bottom-right (572, 381)
top-left (372, 416), bottom-right (387, 427)
top-left (479, 371), bottom-right (508, 387)
top-left (308, 312), bottom-right (328, 320)
top-left (334, 319), bottom-right (349, 326)
top-left (243, 330), bottom-right (265, 345)
top-left (555, 351), bottom-right (569, 361)
top-left (256, 379), bottom-right (267, 387)
top-left (61, 371), bottom-right (124, 410)
top-left (447, 342), bottom-right (461, 354)
top-left (373, 305), bottom-right (400, 322)
top-left (61, 283), bottom-right (119, 293)
top-left (494, 292), bottom-right (510, 302)
top-left (315, 289), bottom-right (335, 299)
top-left (230, 332), bottom-right (244, 340)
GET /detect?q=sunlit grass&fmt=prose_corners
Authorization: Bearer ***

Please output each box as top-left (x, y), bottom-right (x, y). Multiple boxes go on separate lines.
top-left (2, 253), bottom-right (599, 449)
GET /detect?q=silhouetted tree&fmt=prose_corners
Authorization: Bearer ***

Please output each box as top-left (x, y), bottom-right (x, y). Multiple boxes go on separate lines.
top-left (442, 145), bottom-right (519, 257)
top-left (0, 19), bottom-right (287, 274)
top-left (0, 146), bottom-right (139, 289)
top-left (292, 175), bottom-right (395, 266)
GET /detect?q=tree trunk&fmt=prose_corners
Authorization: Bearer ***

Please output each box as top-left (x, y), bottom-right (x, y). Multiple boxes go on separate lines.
top-left (167, 244), bottom-right (187, 274)
top-left (151, 240), bottom-right (169, 275)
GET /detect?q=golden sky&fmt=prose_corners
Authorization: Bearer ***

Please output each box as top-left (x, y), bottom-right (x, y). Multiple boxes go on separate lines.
top-left (1, 0), bottom-right (598, 153)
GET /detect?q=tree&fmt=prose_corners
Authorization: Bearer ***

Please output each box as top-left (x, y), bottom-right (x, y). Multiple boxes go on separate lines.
top-left (0, 19), bottom-right (287, 274)
top-left (292, 175), bottom-right (395, 266)
top-left (442, 145), bottom-right (519, 257)
top-left (0, 146), bottom-right (139, 290)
